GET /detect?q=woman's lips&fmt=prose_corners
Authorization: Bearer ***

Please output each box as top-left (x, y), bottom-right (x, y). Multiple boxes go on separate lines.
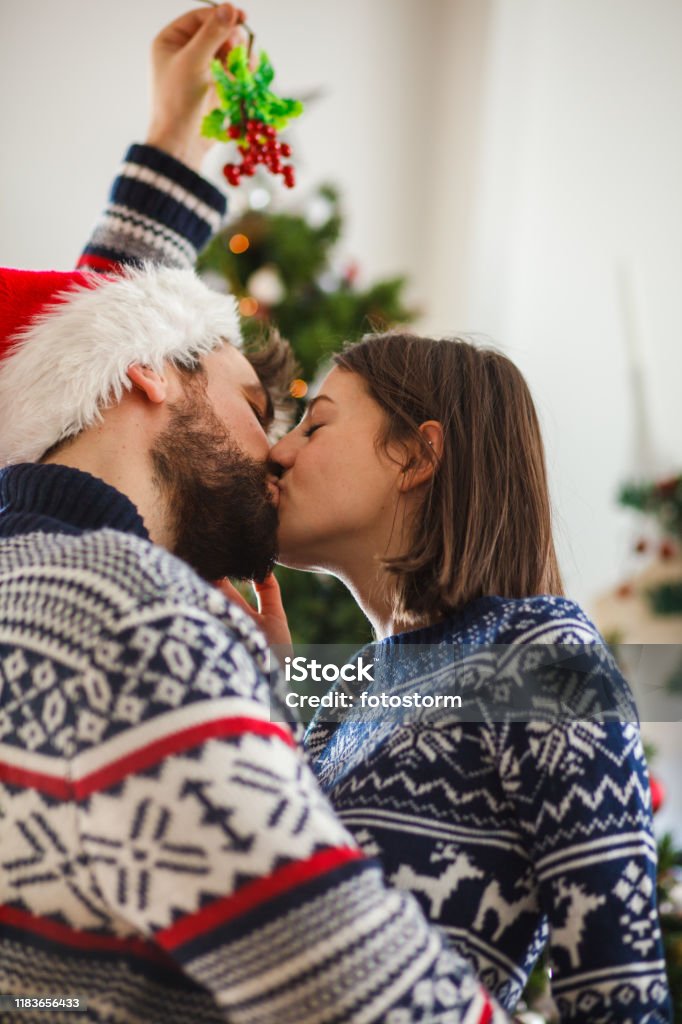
top-left (267, 479), bottom-right (281, 507)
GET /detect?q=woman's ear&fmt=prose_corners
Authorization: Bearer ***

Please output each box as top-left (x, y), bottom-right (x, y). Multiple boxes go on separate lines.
top-left (126, 364), bottom-right (168, 405)
top-left (397, 420), bottom-right (444, 493)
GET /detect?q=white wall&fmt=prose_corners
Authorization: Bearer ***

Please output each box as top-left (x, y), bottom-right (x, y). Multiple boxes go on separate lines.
top-left (443, 0), bottom-right (682, 609)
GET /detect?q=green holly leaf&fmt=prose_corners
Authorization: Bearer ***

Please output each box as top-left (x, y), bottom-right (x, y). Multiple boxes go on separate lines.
top-left (268, 96), bottom-right (303, 123)
top-left (227, 45), bottom-right (249, 77)
top-left (208, 60), bottom-right (233, 106)
top-left (254, 52), bottom-right (275, 89)
top-left (201, 107), bottom-right (229, 141)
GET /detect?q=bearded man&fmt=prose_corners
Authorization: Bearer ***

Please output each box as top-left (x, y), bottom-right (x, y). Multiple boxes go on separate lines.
top-left (0, 272), bottom-right (505, 1023)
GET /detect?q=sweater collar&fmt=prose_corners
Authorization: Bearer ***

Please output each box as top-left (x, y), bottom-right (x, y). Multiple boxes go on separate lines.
top-left (0, 463), bottom-right (149, 539)
top-left (379, 596), bottom-right (504, 647)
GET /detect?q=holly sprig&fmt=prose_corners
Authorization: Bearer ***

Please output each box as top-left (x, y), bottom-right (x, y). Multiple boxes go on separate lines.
top-left (202, 45), bottom-right (303, 187)
top-left (203, 46), bottom-right (303, 140)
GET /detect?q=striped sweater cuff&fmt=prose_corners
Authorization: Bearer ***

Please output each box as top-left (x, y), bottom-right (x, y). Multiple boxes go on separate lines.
top-left (78, 144), bottom-right (227, 273)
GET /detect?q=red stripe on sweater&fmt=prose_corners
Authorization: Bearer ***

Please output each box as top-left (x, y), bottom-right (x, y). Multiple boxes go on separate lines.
top-left (76, 253), bottom-right (121, 273)
top-left (0, 718), bottom-right (294, 799)
top-left (0, 762), bottom-right (70, 799)
top-left (74, 717), bottom-right (294, 798)
top-left (478, 998), bottom-right (494, 1024)
top-left (157, 846), bottom-right (365, 950)
top-left (0, 905), bottom-right (174, 967)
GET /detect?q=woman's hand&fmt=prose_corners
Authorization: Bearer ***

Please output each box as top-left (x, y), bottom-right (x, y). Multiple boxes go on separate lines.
top-left (146, 4), bottom-right (247, 170)
top-left (215, 574), bottom-right (293, 657)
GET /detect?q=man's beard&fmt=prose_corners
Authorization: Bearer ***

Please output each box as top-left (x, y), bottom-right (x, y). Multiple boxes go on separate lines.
top-left (151, 392), bottom-right (278, 583)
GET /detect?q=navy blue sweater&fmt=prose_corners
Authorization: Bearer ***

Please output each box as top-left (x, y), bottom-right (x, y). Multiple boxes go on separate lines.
top-left (305, 600), bottom-right (672, 1021)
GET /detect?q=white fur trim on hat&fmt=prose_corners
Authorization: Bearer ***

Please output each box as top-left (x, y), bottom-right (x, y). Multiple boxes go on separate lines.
top-left (0, 265), bottom-right (242, 465)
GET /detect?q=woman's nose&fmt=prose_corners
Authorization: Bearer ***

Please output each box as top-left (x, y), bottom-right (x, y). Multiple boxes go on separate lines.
top-left (269, 432), bottom-right (297, 471)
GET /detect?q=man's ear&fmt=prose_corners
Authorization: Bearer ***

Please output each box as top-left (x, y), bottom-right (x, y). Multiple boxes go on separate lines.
top-left (397, 420), bottom-right (444, 493)
top-left (126, 364), bottom-right (168, 405)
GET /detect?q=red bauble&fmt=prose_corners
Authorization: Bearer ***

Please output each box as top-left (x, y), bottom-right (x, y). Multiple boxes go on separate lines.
top-left (655, 477), bottom-right (680, 498)
top-left (649, 773), bottom-right (665, 814)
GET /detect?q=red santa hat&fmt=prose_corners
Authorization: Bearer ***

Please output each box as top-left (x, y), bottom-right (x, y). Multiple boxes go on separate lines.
top-left (0, 265), bottom-right (242, 465)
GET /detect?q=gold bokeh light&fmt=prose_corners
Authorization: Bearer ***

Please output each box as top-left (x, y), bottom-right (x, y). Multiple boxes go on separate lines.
top-left (229, 234), bottom-right (250, 255)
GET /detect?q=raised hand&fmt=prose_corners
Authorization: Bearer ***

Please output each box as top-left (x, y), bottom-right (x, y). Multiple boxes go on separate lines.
top-left (146, 4), bottom-right (247, 170)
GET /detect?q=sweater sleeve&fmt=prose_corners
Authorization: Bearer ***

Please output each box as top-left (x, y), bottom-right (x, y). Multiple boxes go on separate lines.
top-left (75, 607), bottom-right (507, 1024)
top-left (77, 144), bottom-right (226, 273)
top-left (497, 712), bottom-right (670, 1022)
top-left (487, 601), bottom-right (671, 1020)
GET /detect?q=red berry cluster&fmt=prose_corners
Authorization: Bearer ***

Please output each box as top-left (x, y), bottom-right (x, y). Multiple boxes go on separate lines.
top-left (222, 120), bottom-right (296, 188)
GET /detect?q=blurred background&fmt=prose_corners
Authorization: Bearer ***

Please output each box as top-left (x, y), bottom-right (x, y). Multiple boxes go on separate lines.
top-left (1, 0), bottom-right (681, 819)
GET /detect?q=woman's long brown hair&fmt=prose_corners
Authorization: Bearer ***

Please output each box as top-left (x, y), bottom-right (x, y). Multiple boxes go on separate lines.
top-left (335, 333), bottom-right (564, 624)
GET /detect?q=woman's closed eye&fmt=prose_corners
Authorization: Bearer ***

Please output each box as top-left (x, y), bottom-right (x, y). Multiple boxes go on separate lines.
top-left (303, 422), bottom-right (322, 438)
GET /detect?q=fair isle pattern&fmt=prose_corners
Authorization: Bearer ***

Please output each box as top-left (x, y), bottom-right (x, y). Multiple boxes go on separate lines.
top-left (0, 466), bottom-right (506, 1024)
top-left (78, 144), bottom-right (227, 273)
top-left (305, 597), bottom-right (672, 1022)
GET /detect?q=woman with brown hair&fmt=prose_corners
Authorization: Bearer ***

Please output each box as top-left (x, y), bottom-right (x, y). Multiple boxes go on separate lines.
top-left (265, 333), bottom-right (670, 1022)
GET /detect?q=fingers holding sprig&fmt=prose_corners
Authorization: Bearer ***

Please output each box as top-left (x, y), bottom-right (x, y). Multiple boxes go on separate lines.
top-left (152, 5), bottom-right (245, 63)
top-left (146, 4), bottom-right (247, 168)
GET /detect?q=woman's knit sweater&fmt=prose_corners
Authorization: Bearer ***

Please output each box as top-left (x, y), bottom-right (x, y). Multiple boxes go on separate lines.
top-left (305, 597), bottom-right (671, 1021)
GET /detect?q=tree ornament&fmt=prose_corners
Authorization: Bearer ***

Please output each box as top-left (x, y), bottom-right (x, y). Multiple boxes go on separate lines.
top-left (650, 772), bottom-right (666, 814)
top-left (246, 266), bottom-right (285, 307)
top-left (200, 20), bottom-right (303, 189)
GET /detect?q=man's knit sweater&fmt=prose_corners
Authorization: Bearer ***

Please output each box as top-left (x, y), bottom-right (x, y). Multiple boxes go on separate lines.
top-left (77, 143), bottom-right (226, 274)
top-left (0, 464), bottom-right (506, 1024)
